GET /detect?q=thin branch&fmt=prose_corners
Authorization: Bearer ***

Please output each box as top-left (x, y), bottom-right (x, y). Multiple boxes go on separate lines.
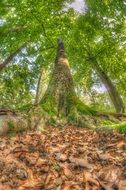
top-left (0, 25), bottom-right (27, 36)
top-left (0, 43), bottom-right (26, 71)
top-left (30, 10), bottom-right (55, 47)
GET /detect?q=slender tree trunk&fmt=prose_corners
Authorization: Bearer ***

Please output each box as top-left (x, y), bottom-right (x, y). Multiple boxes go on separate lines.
top-left (93, 60), bottom-right (125, 113)
top-left (40, 39), bottom-right (76, 116)
top-left (0, 43), bottom-right (26, 71)
top-left (34, 69), bottom-right (43, 105)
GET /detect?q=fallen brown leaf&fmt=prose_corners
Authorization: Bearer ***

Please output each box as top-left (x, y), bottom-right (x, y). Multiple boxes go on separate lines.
top-left (69, 157), bottom-right (93, 170)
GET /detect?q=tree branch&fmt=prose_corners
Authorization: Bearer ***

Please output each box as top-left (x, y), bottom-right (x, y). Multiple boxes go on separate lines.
top-left (30, 10), bottom-right (55, 47)
top-left (0, 43), bottom-right (26, 71)
top-left (0, 25), bottom-right (27, 36)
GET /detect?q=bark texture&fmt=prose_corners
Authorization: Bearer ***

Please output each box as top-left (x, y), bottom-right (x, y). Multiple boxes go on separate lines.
top-left (93, 60), bottom-right (125, 113)
top-left (41, 39), bottom-right (76, 116)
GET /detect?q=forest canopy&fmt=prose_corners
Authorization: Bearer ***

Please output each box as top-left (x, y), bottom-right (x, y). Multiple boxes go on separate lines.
top-left (0, 0), bottom-right (126, 114)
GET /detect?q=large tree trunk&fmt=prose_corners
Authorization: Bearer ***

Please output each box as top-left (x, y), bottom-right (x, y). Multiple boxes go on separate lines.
top-left (40, 39), bottom-right (76, 116)
top-left (93, 60), bottom-right (125, 113)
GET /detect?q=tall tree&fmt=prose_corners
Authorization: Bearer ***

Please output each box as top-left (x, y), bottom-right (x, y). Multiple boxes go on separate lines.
top-left (65, 0), bottom-right (126, 112)
top-left (40, 38), bottom-right (93, 119)
top-left (91, 59), bottom-right (125, 113)
top-left (41, 39), bottom-right (76, 116)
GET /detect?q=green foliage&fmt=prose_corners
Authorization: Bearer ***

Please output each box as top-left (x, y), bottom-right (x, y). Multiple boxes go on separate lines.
top-left (47, 117), bottom-right (57, 126)
top-left (0, 0), bottom-right (126, 113)
top-left (75, 99), bottom-right (97, 115)
top-left (102, 120), bottom-right (114, 126)
top-left (101, 121), bottom-right (126, 134)
top-left (118, 123), bottom-right (126, 134)
top-left (109, 122), bottom-right (126, 134)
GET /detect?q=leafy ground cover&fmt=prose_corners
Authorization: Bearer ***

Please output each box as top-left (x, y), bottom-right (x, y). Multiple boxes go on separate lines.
top-left (0, 126), bottom-right (126, 190)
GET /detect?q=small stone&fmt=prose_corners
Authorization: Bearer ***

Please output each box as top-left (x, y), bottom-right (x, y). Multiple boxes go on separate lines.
top-left (16, 168), bottom-right (28, 180)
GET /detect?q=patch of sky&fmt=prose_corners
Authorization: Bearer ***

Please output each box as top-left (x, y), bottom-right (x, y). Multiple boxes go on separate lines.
top-left (64, 0), bottom-right (87, 14)
top-left (0, 19), bottom-right (6, 26)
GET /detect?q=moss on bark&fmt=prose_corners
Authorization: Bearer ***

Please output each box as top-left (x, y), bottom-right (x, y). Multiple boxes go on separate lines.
top-left (40, 39), bottom-right (95, 122)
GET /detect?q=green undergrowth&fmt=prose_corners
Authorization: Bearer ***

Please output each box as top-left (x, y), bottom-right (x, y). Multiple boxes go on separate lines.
top-left (74, 99), bottom-right (97, 115)
top-left (40, 95), bottom-right (97, 127)
top-left (102, 121), bottom-right (126, 134)
top-left (108, 122), bottom-right (126, 134)
top-left (41, 96), bottom-right (97, 117)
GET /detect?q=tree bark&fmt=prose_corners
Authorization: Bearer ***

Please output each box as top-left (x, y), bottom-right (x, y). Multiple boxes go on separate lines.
top-left (93, 60), bottom-right (125, 113)
top-left (40, 39), bottom-right (77, 116)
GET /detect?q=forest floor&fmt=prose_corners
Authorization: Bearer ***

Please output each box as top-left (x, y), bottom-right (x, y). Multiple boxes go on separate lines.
top-left (0, 125), bottom-right (126, 190)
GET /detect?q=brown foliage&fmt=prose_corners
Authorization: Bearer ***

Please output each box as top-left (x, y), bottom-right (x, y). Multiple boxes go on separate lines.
top-left (0, 126), bottom-right (126, 189)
